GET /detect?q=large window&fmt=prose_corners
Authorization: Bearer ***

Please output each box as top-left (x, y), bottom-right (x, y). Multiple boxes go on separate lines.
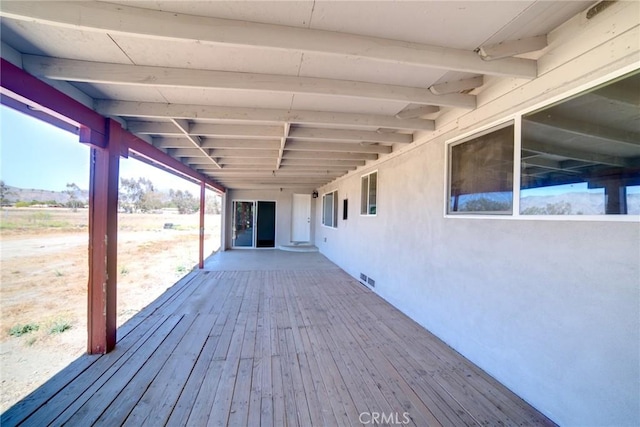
top-left (322, 190), bottom-right (338, 228)
top-left (446, 70), bottom-right (640, 218)
top-left (520, 71), bottom-right (640, 215)
top-left (361, 171), bottom-right (377, 215)
top-left (448, 123), bottom-right (514, 214)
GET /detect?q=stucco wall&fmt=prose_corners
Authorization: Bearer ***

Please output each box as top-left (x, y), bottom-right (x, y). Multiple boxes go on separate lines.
top-left (224, 188), bottom-right (316, 249)
top-left (316, 4), bottom-right (640, 426)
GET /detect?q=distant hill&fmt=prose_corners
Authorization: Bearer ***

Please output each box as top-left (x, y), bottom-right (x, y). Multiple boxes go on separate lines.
top-left (521, 192), bottom-right (640, 215)
top-left (3, 185), bottom-right (89, 205)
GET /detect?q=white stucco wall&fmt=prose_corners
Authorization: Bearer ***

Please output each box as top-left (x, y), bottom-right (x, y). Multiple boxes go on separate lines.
top-left (316, 3), bottom-right (640, 426)
top-left (224, 188), bottom-right (316, 249)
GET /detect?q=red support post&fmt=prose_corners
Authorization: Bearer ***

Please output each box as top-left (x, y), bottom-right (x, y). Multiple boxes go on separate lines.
top-left (87, 119), bottom-right (121, 354)
top-left (199, 181), bottom-right (205, 269)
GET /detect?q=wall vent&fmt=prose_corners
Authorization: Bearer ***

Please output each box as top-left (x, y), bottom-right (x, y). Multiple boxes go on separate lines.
top-left (360, 273), bottom-right (368, 282)
top-left (367, 277), bottom-right (376, 287)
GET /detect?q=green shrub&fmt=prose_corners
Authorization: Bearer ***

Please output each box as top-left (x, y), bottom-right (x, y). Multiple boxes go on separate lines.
top-left (9, 323), bottom-right (40, 337)
top-left (49, 321), bottom-right (72, 334)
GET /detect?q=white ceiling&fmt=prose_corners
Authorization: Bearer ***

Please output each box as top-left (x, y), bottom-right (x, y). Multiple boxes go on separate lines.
top-left (0, 0), bottom-right (594, 190)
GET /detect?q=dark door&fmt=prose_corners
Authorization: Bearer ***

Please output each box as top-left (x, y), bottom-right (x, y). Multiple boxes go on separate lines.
top-left (256, 201), bottom-right (276, 248)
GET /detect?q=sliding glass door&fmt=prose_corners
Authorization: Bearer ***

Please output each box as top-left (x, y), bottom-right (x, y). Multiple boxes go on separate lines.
top-left (233, 201), bottom-right (254, 247)
top-left (232, 200), bottom-right (276, 248)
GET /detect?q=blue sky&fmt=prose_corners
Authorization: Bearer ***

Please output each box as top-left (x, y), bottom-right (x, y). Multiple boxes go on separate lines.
top-left (0, 105), bottom-right (198, 193)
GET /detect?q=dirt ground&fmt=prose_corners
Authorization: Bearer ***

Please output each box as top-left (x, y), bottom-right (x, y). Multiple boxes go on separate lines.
top-left (0, 208), bottom-right (221, 412)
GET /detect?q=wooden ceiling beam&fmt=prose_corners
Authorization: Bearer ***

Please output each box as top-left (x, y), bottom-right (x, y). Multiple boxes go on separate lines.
top-left (284, 151), bottom-right (377, 161)
top-left (1, 1), bottom-right (537, 78)
top-left (171, 119), bottom-right (221, 169)
top-left (24, 55), bottom-right (475, 108)
top-left (285, 140), bottom-right (391, 154)
top-left (281, 159), bottom-right (366, 167)
top-left (210, 149), bottom-right (279, 158)
top-left (202, 139), bottom-right (282, 150)
top-left (126, 120), bottom-right (284, 138)
top-left (277, 123), bottom-right (289, 170)
top-left (96, 100), bottom-right (434, 131)
top-left (288, 127), bottom-right (412, 144)
top-left (202, 171), bottom-right (344, 178)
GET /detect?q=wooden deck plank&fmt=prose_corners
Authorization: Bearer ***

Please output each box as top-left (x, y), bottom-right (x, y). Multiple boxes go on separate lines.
top-left (260, 356), bottom-right (274, 427)
top-left (121, 313), bottom-right (216, 426)
top-left (283, 329), bottom-right (313, 426)
top-left (2, 253), bottom-right (556, 427)
top-left (165, 338), bottom-right (221, 426)
top-left (206, 273), bottom-right (250, 427)
top-left (385, 316), bottom-right (554, 426)
top-left (21, 314), bottom-right (178, 426)
top-left (68, 315), bottom-right (196, 426)
top-left (227, 357), bottom-right (253, 427)
top-left (303, 323), bottom-right (357, 426)
top-left (367, 310), bottom-right (529, 425)
top-left (326, 290), bottom-right (467, 426)
top-left (166, 278), bottom-right (243, 425)
top-left (247, 356), bottom-right (264, 426)
top-left (271, 355), bottom-right (287, 427)
top-left (184, 359), bottom-right (225, 425)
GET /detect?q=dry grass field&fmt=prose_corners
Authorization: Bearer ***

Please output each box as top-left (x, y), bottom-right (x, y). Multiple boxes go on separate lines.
top-left (0, 207), bottom-right (221, 412)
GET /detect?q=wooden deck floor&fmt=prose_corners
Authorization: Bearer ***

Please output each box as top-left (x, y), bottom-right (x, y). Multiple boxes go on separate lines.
top-left (3, 251), bottom-right (555, 426)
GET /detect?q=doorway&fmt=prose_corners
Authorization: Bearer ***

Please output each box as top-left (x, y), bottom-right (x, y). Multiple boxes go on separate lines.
top-left (256, 201), bottom-right (276, 248)
top-left (232, 200), bottom-right (276, 248)
top-left (291, 193), bottom-right (311, 242)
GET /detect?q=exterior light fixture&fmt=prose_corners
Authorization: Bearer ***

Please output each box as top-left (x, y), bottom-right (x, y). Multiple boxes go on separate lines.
top-left (312, 190), bottom-right (319, 198)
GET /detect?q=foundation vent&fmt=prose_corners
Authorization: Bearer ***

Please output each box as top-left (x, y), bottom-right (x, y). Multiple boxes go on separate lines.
top-left (367, 277), bottom-right (376, 287)
top-left (360, 273), bottom-right (368, 282)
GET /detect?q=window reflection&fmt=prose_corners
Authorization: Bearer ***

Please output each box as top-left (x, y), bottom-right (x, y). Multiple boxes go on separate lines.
top-left (449, 124), bottom-right (514, 214)
top-left (520, 71), bottom-right (640, 215)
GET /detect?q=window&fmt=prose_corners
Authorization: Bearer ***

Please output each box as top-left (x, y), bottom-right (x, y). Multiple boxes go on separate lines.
top-left (343, 199), bottom-right (348, 220)
top-left (520, 71), bottom-right (640, 215)
top-left (445, 70), bottom-right (640, 219)
top-left (322, 190), bottom-right (338, 228)
top-left (361, 171), bottom-right (377, 215)
top-left (448, 123), bottom-right (514, 214)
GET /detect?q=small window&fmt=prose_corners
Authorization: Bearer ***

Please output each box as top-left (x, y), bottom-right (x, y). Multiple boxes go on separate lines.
top-left (322, 190), bottom-right (338, 228)
top-left (343, 199), bottom-right (348, 220)
top-left (448, 123), bottom-right (514, 214)
top-left (361, 171), bottom-right (377, 215)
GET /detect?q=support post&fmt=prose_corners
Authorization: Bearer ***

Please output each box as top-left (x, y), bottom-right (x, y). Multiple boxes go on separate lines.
top-left (199, 181), bottom-right (205, 269)
top-left (87, 119), bottom-right (121, 354)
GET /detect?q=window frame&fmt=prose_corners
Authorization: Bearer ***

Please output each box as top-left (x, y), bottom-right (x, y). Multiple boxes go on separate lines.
top-left (444, 64), bottom-right (639, 222)
top-left (446, 120), bottom-right (516, 216)
top-left (321, 190), bottom-right (338, 228)
top-left (360, 170), bottom-right (378, 216)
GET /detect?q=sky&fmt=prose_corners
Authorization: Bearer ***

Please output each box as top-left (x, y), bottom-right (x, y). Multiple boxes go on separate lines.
top-left (0, 105), bottom-right (199, 194)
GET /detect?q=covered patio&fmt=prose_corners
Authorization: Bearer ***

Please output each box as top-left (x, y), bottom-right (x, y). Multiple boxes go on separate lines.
top-left (2, 250), bottom-right (553, 426)
top-left (1, 1), bottom-right (638, 424)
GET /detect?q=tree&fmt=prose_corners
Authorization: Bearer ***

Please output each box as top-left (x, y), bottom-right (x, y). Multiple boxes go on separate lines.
top-left (0, 180), bottom-right (14, 208)
top-left (461, 197), bottom-right (511, 212)
top-left (206, 194), bottom-right (222, 214)
top-left (140, 190), bottom-right (165, 212)
top-left (522, 202), bottom-right (572, 215)
top-left (119, 177), bottom-right (157, 213)
top-left (169, 189), bottom-right (199, 214)
top-left (65, 182), bottom-right (83, 212)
